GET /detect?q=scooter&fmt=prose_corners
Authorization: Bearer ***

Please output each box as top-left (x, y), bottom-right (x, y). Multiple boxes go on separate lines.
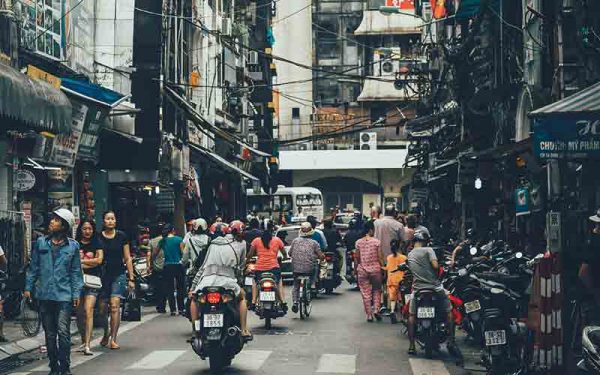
top-left (191, 287), bottom-right (248, 374)
top-left (320, 252), bottom-right (342, 294)
top-left (255, 272), bottom-right (286, 329)
top-left (242, 257), bottom-right (257, 304)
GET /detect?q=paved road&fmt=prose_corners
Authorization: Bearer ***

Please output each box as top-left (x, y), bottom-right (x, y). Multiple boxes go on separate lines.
top-left (7, 285), bottom-right (479, 375)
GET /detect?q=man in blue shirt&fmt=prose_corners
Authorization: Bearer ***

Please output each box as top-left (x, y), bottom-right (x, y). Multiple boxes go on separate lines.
top-left (25, 208), bottom-right (83, 375)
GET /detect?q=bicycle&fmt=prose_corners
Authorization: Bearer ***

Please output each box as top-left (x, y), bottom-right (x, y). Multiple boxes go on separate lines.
top-left (0, 270), bottom-right (42, 337)
top-left (298, 275), bottom-right (312, 320)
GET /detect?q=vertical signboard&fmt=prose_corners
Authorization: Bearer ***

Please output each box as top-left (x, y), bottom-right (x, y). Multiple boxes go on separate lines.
top-left (49, 100), bottom-right (88, 167)
top-left (20, 201), bottom-right (32, 257)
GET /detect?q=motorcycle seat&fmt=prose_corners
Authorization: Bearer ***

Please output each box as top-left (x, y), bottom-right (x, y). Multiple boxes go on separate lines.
top-left (483, 308), bottom-right (503, 319)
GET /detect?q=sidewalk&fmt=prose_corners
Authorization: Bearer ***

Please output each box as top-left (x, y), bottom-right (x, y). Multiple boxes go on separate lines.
top-left (0, 306), bottom-right (158, 372)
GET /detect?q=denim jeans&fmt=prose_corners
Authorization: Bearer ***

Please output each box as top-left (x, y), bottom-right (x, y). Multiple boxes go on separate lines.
top-left (40, 300), bottom-right (72, 372)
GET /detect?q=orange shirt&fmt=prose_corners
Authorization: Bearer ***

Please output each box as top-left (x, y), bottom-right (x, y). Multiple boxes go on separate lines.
top-left (386, 253), bottom-right (407, 286)
top-left (252, 237), bottom-right (284, 271)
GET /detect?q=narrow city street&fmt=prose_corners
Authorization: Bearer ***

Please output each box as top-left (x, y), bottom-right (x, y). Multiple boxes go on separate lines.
top-left (7, 285), bottom-right (472, 375)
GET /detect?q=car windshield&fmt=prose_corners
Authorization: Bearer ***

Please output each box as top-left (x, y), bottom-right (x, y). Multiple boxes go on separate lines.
top-left (276, 228), bottom-right (300, 246)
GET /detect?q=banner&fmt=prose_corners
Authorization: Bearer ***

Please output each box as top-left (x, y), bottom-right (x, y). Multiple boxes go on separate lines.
top-left (78, 107), bottom-right (109, 162)
top-left (533, 116), bottom-right (600, 160)
top-left (48, 100), bottom-right (88, 167)
top-left (515, 187), bottom-right (531, 217)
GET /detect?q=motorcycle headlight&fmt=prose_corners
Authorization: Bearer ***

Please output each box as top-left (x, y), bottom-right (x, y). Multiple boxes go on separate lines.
top-left (583, 326), bottom-right (600, 355)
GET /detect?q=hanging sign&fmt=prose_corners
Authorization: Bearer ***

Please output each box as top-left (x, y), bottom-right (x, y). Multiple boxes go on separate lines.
top-left (14, 170), bottom-right (36, 192)
top-left (533, 116), bottom-right (600, 160)
top-left (515, 187), bottom-right (531, 216)
top-left (48, 101), bottom-right (89, 167)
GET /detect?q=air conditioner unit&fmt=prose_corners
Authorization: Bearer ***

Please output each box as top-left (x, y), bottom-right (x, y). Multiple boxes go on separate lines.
top-left (360, 132), bottom-right (377, 150)
top-left (247, 51), bottom-right (259, 65)
top-left (373, 47), bottom-right (402, 77)
top-left (221, 18), bottom-right (233, 36)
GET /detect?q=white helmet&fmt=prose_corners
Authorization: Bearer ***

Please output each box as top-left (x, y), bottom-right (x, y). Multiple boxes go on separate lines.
top-left (192, 218), bottom-right (208, 232)
top-left (53, 208), bottom-right (75, 231)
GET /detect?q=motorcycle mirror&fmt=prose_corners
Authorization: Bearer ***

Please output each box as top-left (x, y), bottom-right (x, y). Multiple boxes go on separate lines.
top-left (515, 252), bottom-right (523, 259)
top-left (458, 268), bottom-right (468, 277)
top-left (470, 247), bottom-right (478, 256)
top-left (490, 287), bottom-right (504, 295)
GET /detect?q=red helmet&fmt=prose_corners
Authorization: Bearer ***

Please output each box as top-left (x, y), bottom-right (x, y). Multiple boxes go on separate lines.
top-left (229, 220), bottom-right (245, 233)
top-left (210, 222), bottom-right (230, 235)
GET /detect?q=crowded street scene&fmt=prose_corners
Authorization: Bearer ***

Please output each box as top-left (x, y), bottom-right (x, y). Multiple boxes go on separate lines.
top-left (0, 0), bottom-right (600, 374)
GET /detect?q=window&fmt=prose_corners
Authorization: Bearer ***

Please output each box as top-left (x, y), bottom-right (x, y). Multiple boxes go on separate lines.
top-left (292, 107), bottom-right (300, 119)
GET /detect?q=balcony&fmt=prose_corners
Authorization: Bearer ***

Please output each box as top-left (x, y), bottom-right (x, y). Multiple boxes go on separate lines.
top-left (354, 10), bottom-right (422, 36)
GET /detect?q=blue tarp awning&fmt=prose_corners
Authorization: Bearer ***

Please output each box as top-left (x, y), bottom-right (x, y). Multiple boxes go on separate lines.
top-left (60, 78), bottom-right (128, 108)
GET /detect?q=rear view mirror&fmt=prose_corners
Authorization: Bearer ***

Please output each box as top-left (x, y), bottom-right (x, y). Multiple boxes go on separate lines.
top-left (470, 247), bottom-right (478, 256)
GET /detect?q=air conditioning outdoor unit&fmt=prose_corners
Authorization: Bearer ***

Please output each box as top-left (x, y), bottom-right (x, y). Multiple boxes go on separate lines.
top-left (247, 50), bottom-right (259, 65)
top-left (360, 132), bottom-right (377, 150)
top-left (373, 47), bottom-right (402, 77)
top-left (221, 18), bottom-right (233, 36)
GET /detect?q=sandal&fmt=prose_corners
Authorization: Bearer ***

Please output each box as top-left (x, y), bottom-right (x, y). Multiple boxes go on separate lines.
top-left (241, 331), bottom-right (253, 342)
top-left (110, 341), bottom-right (121, 350)
top-left (100, 336), bottom-right (110, 347)
top-left (408, 347), bottom-right (417, 355)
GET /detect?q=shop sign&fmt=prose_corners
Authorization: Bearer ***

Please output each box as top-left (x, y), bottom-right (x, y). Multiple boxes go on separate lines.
top-left (533, 116), bottom-right (600, 160)
top-left (20, 201), bottom-right (32, 257)
top-left (48, 101), bottom-right (89, 167)
top-left (78, 107), bottom-right (109, 162)
top-left (27, 65), bottom-right (61, 89)
top-left (14, 170), bottom-right (36, 192)
top-left (515, 187), bottom-right (531, 217)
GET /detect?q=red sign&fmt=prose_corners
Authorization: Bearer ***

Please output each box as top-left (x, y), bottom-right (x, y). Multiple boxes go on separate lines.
top-left (386, 0), bottom-right (415, 9)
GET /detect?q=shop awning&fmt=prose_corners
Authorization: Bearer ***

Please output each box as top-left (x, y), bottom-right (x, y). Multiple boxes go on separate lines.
top-left (189, 143), bottom-right (259, 181)
top-left (0, 61), bottom-right (71, 133)
top-left (61, 78), bottom-right (129, 108)
top-left (529, 81), bottom-right (600, 117)
top-left (164, 86), bottom-right (271, 158)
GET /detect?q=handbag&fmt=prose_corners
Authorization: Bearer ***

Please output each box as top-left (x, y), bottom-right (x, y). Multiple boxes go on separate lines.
top-left (83, 274), bottom-right (102, 290)
top-left (121, 292), bottom-right (142, 321)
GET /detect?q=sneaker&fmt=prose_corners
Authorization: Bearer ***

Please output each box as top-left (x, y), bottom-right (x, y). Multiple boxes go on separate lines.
top-left (291, 303), bottom-right (299, 313)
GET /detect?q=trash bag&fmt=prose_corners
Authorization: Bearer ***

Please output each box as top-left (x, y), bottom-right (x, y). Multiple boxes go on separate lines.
top-left (121, 292), bottom-right (141, 322)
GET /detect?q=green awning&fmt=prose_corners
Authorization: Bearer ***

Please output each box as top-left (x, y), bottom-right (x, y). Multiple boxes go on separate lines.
top-left (0, 61), bottom-right (71, 134)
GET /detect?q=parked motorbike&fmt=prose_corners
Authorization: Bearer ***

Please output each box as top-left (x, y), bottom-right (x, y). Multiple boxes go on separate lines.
top-left (191, 287), bottom-right (247, 374)
top-left (133, 256), bottom-right (154, 302)
top-left (255, 272), bottom-right (286, 329)
top-left (578, 326), bottom-right (600, 374)
top-left (320, 252), bottom-right (342, 294)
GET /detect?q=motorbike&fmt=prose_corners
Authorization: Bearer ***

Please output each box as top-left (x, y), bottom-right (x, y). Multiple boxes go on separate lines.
top-left (133, 256), bottom-right (154, 302)
top-left (345, 249), bottom-right (358, 289)
top-left (242, 257), bottom-right (257, 304)
top-left (191, 287), bottom-right (247, 374)
top-left (319, 251), bottom-right (342, 294)
top-left (255, 272), bottom-right (286, 329)
top-left (579, 326), bottom-right (600, 374)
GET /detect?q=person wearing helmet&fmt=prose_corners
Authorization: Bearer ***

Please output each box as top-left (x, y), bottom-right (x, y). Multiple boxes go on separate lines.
top-left (407, 232), bottom-right (461, 361)
top-left (182, 218), bottom-right (210, 286)
top-left (189, 220), bottom-right (251, 339)
top-left (229, 220), bottom-right (247, 265)
top-left (25, 208), bottom-right (84, 375)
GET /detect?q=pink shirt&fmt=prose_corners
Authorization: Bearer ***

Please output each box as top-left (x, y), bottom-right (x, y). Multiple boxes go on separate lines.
top-left (356, 236), bottom-right (382, 273)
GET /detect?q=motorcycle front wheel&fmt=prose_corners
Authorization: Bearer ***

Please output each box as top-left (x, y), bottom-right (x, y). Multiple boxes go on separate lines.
top-left (265, 316), bottom-right (272, 330)
top-left (209, 353), bottom-right (227, 374)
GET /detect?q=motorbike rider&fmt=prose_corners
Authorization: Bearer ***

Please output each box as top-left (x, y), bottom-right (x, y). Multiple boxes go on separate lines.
top-left (307, 216), bottom-right (327, 250)
top-left (229, 220), bottom-right (247, 267)
top-left (407, 232), bottom-right (461, 360)
top-left (289, 222), bottom-right (325, 313)
top-left (322, 219), bottom-right (342, 272)
top-left (188, 223), bottom-right (252, 339)
top-left (182, 218), bottom-right (210, 288)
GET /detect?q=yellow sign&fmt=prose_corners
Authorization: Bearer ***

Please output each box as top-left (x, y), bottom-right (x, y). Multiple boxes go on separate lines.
top-left (27, 65), bottom-right (61, 89)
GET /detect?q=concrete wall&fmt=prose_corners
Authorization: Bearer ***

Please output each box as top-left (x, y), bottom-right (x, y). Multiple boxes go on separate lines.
top-left (272, 0), bottom-right (313, 144)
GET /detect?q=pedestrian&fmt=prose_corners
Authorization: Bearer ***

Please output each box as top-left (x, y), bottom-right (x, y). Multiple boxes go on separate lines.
top-left (24, 208), bottom-right (83, 375)
top-left (181, 218), bottom-right (210, 289)
top-left (98, 211), bottom-right (135, 350)
top-left (374, 204), bottom-right (404, 258)
top-left (0, 244), bottom-right (8, 342)
top-left (385, 239), bottom-right (407, 324)
top-left (355, 220), bottom-right (385, 322)
top-left (157, 224), bottom-right (185, 316)
top-left (75, 220), bottom-right (104, 356)
top-left (247, 221), bottom-right (287, 309)
top-left (150, 222), bottom-right (166, 312)
top-left (289, 222), bottom-right (325, 313)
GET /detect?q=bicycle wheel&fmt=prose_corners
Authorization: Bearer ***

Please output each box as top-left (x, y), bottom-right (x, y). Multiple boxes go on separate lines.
top-left (303, 283), bottom-right (312, 318)
top-left (299, 284), bottom-right (305, 320)
top-left (21, 298), bottom-right (42, 337)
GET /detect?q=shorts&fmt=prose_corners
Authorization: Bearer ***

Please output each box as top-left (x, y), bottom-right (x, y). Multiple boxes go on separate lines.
top-left (255, 268), bottom-right (281, 282)
top-left (81, 287), bottom-right (100, 297)
top-left (100, 274), bottom-right (127, 299)
top-left (387, 284), bottom-right (399, 302)
top-left (409, 289), bottom-right (452, 315)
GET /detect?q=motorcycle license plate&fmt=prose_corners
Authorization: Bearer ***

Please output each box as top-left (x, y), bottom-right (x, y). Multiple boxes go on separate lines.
top-left (417, 307), bottom-right (435, 318)
top-left (464, 300), bottom-right (481, 314)
top-left (245, 277), bottom-right (254, 286)
top-left (203, 314), bottom-right (224, 328)
top-left (327, 264), bottom-right (334, 270)
top-left (484, 330), bottom-right (507, 346)
top-left (260, 291), bottom-right (276, 301)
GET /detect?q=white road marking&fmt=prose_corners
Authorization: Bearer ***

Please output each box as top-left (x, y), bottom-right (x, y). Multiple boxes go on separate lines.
top-left (408, 358), bottom-right (451, 375)
top-left (30, 313), bottom-right (160, 372)
top-left (316, 354), bottom-right (356, 374)
top-left (7, 372), bottom-right (31, 375)
top-left (127, 350), bottom-right (187, 370)
top-left (230, 349), bottom-right (272, 371)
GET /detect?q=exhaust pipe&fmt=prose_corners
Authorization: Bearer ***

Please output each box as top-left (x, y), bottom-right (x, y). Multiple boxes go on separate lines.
top-left (228, 326), bottom-right (241, 337)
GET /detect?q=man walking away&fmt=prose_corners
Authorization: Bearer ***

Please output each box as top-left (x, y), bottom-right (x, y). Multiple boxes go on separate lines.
top-left (289, 223), bottom-right (325, 313)
top-left (25, 208), bottom-right (83, 375)
top-left (374, 204), bottom-right (404, 258)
